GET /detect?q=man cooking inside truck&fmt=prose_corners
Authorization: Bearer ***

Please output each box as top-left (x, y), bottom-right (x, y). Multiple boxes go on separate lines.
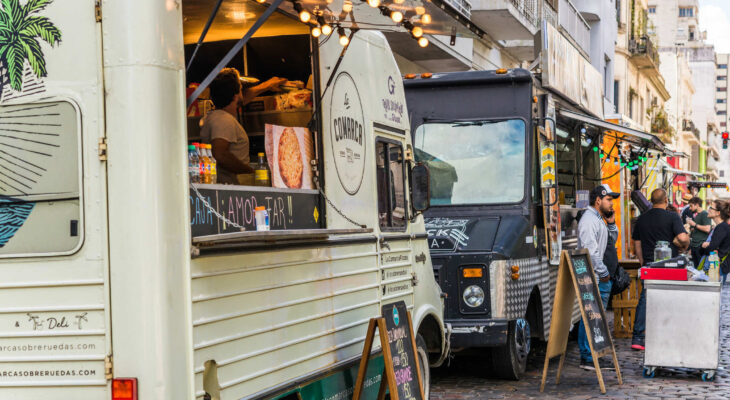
top-left (201, 68), bottom-right (286, 184)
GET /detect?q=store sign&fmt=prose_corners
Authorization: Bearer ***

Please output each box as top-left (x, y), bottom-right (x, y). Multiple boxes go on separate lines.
top-left (330, 72), bottom-right (366, 195)
top-left (540, 22), bottom-right (604, 118)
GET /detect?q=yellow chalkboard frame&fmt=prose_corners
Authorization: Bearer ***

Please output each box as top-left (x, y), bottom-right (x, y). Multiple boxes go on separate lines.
top-left (540, 249), bottom-right (622, 394)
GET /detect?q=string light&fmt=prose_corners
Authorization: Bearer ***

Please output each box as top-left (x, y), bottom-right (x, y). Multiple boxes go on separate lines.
top-left (415, 6), bottom-right (425, 15)
top-left (390, 10), bottom-right (403, 23)
top-left (311, 26), bottom-right (322, 37)
top-left (338, 26), bottom-right (350, 46)
top-left (293, 2), bottom-right (311, 22)
top-left (342, 0), bottom-right (353, 13)
top-left (367, 0), bottom-right (380, 7)
top-left (412, 26), bottom-right (423, 38)
top-left (322, 23), bottom-right (333, 35)
top-left (421, 13), bottom-right (431, 24)
top-left (418, 37), bottom-right (429, 47)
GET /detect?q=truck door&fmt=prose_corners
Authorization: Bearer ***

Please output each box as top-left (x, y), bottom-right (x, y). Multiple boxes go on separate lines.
top-left (0, 2), bottom-right (110, 398)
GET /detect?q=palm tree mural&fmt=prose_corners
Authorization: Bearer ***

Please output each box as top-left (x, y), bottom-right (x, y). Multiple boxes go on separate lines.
top-left (0, 0), bottom-right (61, 93)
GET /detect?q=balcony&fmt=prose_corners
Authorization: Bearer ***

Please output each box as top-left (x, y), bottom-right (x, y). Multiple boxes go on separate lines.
top-left (680, 119), bottom-right (701, 146)
top-left (470, 0), bottom-right (539, 41)
top-left (629, 35), bottom-right (660, 70)
top-left (558, 0), bottom-right (591, 56)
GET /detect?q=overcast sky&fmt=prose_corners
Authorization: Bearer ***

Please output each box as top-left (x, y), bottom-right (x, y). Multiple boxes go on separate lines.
top-left (699, 0), bottom-right (730, 53)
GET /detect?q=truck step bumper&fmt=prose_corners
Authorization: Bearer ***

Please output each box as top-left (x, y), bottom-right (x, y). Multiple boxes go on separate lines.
top-left (448, 320), bottom-right (509, 348)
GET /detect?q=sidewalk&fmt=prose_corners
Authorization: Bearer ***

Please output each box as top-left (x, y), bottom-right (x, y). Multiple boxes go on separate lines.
top-left (431, 286), bottom-right (730, 399)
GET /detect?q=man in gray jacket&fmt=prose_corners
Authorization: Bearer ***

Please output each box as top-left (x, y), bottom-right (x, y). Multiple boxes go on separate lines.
top-left (577, 184), bottom-right (619, 370)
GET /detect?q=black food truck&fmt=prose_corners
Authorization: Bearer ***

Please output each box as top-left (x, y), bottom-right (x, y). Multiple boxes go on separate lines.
top-left (403, 68), bottom-right (668, 379)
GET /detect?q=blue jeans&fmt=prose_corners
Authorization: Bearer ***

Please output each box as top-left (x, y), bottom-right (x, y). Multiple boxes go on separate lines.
top-left (632, 287), bottom-right (646, 340)
top-left (579, 280), bottom-right (612, 362)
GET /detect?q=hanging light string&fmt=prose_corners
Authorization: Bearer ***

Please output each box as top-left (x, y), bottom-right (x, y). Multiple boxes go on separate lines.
top-left (292, 0), bottom-right (432, 47)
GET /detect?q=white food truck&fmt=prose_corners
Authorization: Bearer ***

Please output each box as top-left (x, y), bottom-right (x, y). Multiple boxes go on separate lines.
top-left (0, 0), bottom-right (480, 398)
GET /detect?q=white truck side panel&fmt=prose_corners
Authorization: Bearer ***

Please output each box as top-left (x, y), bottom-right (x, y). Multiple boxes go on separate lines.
top-left (0, 1), bottom-right (109, 399)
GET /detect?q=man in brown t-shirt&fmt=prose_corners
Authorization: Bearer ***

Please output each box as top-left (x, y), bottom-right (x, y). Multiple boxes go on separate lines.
top-left (201, 68), bottom-right (285, 184)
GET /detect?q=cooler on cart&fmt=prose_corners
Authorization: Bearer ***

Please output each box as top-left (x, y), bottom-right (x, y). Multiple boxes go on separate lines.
top-left (642, 279), bottom-right (722, 381)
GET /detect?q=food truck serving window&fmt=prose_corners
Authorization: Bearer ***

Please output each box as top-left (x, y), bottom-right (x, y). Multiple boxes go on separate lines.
top-left (413, 119), bottom-right (526, 205)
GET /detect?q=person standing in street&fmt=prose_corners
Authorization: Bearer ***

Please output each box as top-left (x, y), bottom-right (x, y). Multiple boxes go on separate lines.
top-left (686, 197), bottom-right (712, 267)
top-left (577, 184), bottom-right (619, 370)
top-left (701, 200), bottom-right (730, 283)
top-left (631, 189), bottom-right (690, 350)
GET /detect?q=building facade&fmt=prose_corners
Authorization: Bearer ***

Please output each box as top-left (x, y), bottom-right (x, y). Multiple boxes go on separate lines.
top-left (612, 0), bottom-right (670, 133)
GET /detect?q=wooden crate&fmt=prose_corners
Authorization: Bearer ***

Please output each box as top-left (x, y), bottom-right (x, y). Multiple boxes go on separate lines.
top-left (612, 268), bottom-right (643, 338)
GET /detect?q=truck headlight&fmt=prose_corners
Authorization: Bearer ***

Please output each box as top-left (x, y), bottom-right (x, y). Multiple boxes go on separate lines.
top-left (462, 285), bottom-right (484, 308)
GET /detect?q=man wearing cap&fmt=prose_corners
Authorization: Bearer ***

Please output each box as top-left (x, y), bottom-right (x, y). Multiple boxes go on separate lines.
top-left (631, 188), bottom-right (690, 350)
top-left (577, 184), bottom-right (619, 371)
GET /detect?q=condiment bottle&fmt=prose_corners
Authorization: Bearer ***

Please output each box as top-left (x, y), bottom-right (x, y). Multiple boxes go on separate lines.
top-left (198, 143), bottom-right (211, 184)
top-left (205, 144), bottom-right (217, 184)
top-left (188, 145), bottom-right (200, 183)
top-left (254, 206), bottom-right (270, 231)
top-left (254, 152), bottom-right (271, 187)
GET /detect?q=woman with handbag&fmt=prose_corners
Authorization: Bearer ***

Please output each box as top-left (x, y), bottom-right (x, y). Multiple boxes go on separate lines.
top-left (701, 200), bottom-right (730, 283)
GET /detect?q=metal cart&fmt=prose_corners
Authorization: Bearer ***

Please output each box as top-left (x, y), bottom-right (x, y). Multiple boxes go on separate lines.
top-left (642, 280), bottom-right (722, 381)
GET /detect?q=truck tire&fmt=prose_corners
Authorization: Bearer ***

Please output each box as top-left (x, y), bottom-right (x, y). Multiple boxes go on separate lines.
top-left (490, 319), bottom-right (531, 380)
top-left (416, 334), bottom-right (430, 399)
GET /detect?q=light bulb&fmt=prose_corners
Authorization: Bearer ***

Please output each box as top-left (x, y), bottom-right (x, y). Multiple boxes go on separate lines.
top-left (412, 26), bottom-right (423, 38)
top-left (311, 26), bottom-right (322, 37)
top-left (415, 6), bottom-right (425, 15)
top-left (321, 23), bottom-right (333, 35)
top-left (390, 10), bottom-right (403, 23)
top-left (299, 9), bottom-right (311, 22)
top-left (394, 0), bottom-right (405, 3)
top-left (421, 13), bottom-right (431, 24)
top-left (343, 0), bottom-right (353, 12)
top-left (367, 0), bottom-right (380, 7)
top-left (338, 27), bottom-right (349, 46)
top-left (418, 37), bottom-right (429, 47)
top-left (256, 0), bottom-right (266, 3)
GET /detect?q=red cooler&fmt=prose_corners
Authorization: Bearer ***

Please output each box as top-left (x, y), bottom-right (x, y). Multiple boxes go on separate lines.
top-left (640, 267), bottom-right (688, 281)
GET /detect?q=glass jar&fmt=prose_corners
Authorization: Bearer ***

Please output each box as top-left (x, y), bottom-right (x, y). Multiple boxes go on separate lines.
top-left (653, 241), bottom-right (672, 263)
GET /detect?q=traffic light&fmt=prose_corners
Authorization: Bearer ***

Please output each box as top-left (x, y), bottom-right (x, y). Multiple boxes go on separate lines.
top-left (724, 131), bottom-right (729, 149)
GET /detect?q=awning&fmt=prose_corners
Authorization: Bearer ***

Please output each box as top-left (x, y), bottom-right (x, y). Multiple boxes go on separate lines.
top-left (558, 109), bottom-right (665, 152)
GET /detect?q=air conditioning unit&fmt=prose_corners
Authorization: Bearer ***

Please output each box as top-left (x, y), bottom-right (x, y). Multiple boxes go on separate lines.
top-left (443, 0), bottom-right (472, 19)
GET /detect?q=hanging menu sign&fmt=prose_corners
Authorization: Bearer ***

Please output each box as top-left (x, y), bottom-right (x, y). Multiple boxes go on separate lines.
top-left (189, 184), bottom-right (320, 237)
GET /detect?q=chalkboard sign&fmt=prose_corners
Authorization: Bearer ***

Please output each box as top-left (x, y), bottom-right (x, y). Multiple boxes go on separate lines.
top-left (352, 301), bottom-right (424, 400)
top-left (540, 249), bottom-right (621, 394)
top-left (381, 301), bottom-right (423, 400)
top-left (569, 253), bottom-right (611, 354)
top-left (189, 184), bottom-right (321, 237)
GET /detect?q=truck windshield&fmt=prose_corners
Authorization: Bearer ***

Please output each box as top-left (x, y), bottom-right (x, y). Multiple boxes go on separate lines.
top-left (413, 119), bottom-right (526, 205)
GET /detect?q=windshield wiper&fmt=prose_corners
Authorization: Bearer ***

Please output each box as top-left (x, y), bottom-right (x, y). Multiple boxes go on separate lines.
top-left (451, 120), bottom-right (502, 127)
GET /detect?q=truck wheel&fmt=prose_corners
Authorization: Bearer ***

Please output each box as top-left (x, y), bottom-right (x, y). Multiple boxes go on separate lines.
top-left (490, 319), bottom-right (531, 380)
top-left (416, 334), bottom-right (430, 399)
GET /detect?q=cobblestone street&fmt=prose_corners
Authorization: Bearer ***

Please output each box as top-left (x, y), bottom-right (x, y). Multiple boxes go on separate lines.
top-left (432, 286), bottom-right (730, 399)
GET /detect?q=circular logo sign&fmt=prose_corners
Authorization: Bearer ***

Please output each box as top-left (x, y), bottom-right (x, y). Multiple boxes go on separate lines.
top-left (330, 72), bottom-right (366, 195)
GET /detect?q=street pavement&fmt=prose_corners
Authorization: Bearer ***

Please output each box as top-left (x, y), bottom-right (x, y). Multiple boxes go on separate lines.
top-left (431, 286), bottom-right (730, 399)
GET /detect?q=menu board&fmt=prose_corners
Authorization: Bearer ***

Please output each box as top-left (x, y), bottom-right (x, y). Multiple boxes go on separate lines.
top-left (190, 185), bottom-right (321, 237)
top-left (569, 253), bottom-right (611, 354)
top-left (381, 301), bottom-right (422, 400)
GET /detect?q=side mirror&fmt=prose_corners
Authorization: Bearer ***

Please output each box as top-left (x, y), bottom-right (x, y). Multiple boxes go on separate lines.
top-left (411, 163), bottom-right (430, 212)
